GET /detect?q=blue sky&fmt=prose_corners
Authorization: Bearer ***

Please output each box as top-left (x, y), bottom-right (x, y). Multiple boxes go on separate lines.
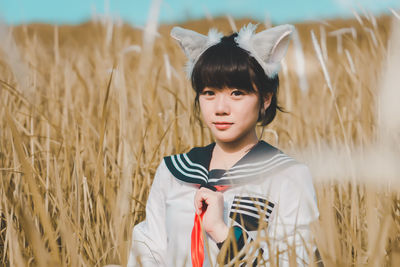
top-left (0, 0), bottom-right (399, 26)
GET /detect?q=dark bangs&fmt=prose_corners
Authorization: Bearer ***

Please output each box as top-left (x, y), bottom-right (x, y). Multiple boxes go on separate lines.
top-left (191, 33), bottom-right (259, 94)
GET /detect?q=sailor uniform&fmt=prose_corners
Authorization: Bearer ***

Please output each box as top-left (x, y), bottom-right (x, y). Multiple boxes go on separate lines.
top-left (128, 141), bottom-right (319, 266)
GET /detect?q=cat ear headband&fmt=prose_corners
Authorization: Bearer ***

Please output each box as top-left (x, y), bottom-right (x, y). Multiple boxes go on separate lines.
top-left (170, 23), bottom-right (294, 78)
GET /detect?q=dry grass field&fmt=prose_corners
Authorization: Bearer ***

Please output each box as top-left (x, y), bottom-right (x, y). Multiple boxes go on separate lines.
top-left (1, 11), bottom-right (400, 267)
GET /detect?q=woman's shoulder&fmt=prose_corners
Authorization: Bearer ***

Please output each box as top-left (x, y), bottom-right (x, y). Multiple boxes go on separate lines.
top-left (253, 142), bottom-right (314, 189)
top-left (255, 141), bottom-right (311, 179)
top-left (152, 160), bottom-right (172, 180)
top-left (281, 162), bottom-right (313, 183)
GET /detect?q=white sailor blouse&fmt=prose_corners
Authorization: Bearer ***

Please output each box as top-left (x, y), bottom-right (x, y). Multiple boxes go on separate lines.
top-left (128, 141), bottom-right (319, 267)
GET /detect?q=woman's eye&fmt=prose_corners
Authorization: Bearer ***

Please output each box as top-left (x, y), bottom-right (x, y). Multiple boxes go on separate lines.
top-left (231, 90), bottom-right (245, 96)
top-left (201, 90), bottom-right (215, 96)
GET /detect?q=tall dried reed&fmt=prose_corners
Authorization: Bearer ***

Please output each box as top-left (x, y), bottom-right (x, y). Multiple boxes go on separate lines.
top-left (0, 11), bottom-right (399, 266)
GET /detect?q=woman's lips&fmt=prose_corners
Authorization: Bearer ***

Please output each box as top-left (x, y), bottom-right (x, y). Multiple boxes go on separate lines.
top-left (213, 122), bottom-right (233, 130)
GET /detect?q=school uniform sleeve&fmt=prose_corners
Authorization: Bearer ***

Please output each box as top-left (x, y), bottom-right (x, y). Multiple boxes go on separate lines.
top-left (267, 164), bottom-right (319, 267)
top-left (127, 161), bottom-right (169, 267)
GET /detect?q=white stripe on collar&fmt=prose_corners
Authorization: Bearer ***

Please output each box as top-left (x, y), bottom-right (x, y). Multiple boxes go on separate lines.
top-left (208, 157), bottom-right (296, 183)
top-left (170, 154), bottom-right (208, 183)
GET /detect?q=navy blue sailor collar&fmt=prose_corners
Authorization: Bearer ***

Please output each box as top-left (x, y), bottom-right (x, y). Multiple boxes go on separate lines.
top-left (163, 140), bottom-right (297, 187)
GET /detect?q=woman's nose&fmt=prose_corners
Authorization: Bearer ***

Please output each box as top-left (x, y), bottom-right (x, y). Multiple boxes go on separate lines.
top-left (215, 94), bottom-right (230, 115)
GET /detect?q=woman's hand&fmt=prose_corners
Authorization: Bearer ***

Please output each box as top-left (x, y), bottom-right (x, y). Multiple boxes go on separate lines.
top-left (194, 187), bottom-right (229, 243)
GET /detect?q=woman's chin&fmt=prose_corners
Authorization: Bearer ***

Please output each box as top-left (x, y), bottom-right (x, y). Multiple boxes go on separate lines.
top-left (211, 128), bottom-right (257, 145)
top-left (212, 132), bottom-right (242, 144)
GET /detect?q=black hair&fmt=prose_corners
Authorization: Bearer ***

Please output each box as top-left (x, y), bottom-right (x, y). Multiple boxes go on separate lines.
top-left (191, 33), bottom-right (283, 126)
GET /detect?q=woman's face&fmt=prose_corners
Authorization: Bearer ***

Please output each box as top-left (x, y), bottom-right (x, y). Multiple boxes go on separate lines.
top-left (199, 87), bottom-right (270, 144)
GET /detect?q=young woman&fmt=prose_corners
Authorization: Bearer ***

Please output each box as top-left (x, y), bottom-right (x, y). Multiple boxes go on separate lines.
top-left (128, 23), bottom-right (319, 267)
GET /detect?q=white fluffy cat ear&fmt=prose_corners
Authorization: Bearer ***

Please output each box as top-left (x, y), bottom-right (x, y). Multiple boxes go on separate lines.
top-left (170, 26), bottom-right (223, 76)
top-left (235, 24), bottom-right (294, 77)
top-left (170, 27), bottom-right (209, 61)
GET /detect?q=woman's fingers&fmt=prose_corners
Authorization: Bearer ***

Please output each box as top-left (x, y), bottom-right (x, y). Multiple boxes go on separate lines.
top-left (194, 188), bottom-right (205, 214)
top-left (194, 189), bottom-right (202, 214)
top-left (194, 187), bottom-right (213, 214)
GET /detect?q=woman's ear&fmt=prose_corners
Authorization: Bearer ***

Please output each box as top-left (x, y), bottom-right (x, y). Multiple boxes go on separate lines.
top-left (263, 93), bottom-right (272, 110)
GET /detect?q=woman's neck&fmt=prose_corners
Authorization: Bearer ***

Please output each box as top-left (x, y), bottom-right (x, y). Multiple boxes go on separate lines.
top-left (215, 134), bottom-right (259, 153)
top-left (210, 131), bottom-right (259, 170)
